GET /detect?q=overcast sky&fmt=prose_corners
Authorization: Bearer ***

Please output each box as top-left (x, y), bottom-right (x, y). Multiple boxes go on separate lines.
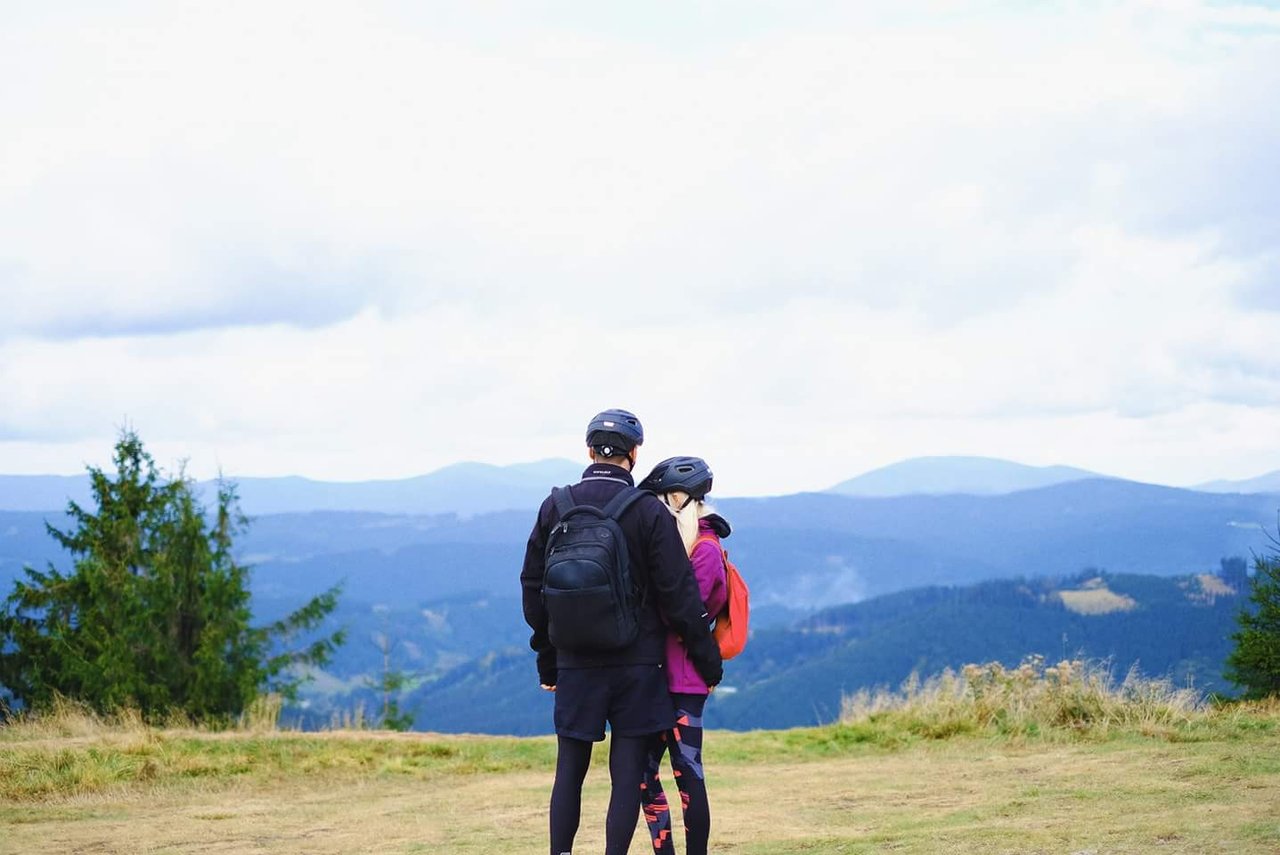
top-left (2, 1), bottom-right (1278, 496)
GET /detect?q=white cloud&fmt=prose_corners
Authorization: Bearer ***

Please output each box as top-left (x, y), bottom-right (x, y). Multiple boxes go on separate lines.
top-left (2, 1), bottom-right (1278, 493)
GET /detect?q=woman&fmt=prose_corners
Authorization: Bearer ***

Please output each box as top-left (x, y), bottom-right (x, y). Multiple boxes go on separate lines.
top-left (637, 455), bottom-right (730, 855)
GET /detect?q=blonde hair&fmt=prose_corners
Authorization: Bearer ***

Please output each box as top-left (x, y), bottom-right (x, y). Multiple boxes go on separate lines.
top-left (661, 490), bottom-right (716, 555)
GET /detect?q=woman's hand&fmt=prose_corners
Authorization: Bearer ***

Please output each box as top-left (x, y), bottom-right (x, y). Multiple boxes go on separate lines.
top-left (540, 684), bottom-right (556, 692)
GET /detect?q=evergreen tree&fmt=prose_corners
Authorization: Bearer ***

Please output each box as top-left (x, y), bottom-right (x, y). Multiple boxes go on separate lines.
top-left (368, 632), bottom-right (415, 732)
top-left (1225, 551), bottom-right (1280, 699)
top-left (0, 430), bottom-right (345, 720)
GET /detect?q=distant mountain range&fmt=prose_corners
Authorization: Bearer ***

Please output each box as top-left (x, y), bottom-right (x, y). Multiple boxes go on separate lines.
top-left (4, 456), bottom-right (1280, 517)
top-left (0, 459), bottom-right (584, 516)
top-left (1194, 470), bottom-right (1280, 494)
top-left (5, 472), bottom-right (1278, 612)
top-left (7, 476), bottom-right (1274, 616)
top-left (0, 475), bottom-right (94, 513)
top-left (2, 471), bottom-right (1274, 733)
top-left (826, 456), bottom-right (1107, 497)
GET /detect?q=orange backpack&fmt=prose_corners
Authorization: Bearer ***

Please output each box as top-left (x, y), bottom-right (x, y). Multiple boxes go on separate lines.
top-left (695, 535), bottom-right (750, 660)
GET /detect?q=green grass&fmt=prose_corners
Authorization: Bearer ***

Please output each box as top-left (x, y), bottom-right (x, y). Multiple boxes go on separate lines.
top-left (3, 680), bottom-right (1276, 804)
top-left (2, 719), bottom-right (1278, 854)
top-left (3, 677), bottom-right (1278, 853)
top-left (0, 723), bottom-right (556, 801)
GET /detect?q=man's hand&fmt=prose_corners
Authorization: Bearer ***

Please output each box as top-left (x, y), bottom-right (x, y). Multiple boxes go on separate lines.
top-left (540, 684), bottom-right (556, 692)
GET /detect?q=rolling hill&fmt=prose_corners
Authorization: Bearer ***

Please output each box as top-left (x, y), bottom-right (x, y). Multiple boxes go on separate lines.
top-left (4, 477), bottom-right (1275, 628)
top-left (1195, 470), bottom-right (1280, 494)
top-left (301, 568), bottom-right (1246, 735)
top-left (827, 455), bottom-right (1106, 496)
top-left (707, 570), bottom-right (1244, 730)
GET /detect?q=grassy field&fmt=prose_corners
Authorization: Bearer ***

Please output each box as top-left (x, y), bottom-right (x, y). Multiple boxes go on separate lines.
top-left (2, 696), bottom-right (1279, 854)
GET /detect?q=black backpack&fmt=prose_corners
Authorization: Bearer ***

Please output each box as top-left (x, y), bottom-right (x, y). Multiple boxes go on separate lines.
top-left (541, 485), bottom-right (646, 652)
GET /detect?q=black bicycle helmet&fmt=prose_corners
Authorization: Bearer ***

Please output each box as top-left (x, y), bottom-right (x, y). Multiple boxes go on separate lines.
top-left (586, 408), bottom-right (645, 454)
top-left (638, 456), bottom-right (713, 500)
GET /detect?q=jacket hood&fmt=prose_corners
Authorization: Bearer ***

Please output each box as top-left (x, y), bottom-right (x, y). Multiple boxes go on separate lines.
top-left (700, 513), bottom-right (731, 538)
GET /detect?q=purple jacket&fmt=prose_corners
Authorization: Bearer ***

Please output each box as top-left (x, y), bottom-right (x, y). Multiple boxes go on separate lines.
top-left (665, 516), bottom-right (730, 694)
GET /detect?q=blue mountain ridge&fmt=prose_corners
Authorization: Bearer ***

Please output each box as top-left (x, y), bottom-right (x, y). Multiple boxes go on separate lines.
top-left (827, 455), bottom-right (1105, 496)
top-left (0, 458), bottom-right (584, 516)
top-left (2, 467), bottom-right (1276, 733)
top-left (4, 478), bottom-right (1273, 610)
top-left (1195, 469), bottom-right (1280, 494)
top-left (6, 456), bottom-right (1280, 519)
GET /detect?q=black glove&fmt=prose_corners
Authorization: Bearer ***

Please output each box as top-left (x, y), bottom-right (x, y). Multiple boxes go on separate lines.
top-left (537, 648), bottom-right (558, 687)
top-left (691, 645), bottom-right (723, 688)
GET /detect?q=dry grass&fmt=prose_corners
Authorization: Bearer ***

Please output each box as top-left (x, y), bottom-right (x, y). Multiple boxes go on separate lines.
top-left (0, 693), bottom-right (284, 743)
top-left (1, 692), bottom-right (1278, 854)
top-left (838, 657), bottom-right (1223, 740)
top-left (1188, 573), bottom-right (1237, 605)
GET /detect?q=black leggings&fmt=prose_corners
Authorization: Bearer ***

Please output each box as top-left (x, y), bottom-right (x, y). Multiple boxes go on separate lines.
top-left (550, 733), bottom-right (651, 855)
top-left (640, 693), bottom-right (709, 855)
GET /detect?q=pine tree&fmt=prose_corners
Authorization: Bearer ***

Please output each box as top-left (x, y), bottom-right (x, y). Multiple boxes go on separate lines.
top-left (0, 430), bottom-right (345, 720)
top-left (368, 632), bottom-right (415, 732)
top-left (1225, 551), bottom-right (1280, 700)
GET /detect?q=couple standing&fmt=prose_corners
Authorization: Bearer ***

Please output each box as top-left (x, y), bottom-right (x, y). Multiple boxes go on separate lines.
top-left (520, 409), bottom-right (732, 855)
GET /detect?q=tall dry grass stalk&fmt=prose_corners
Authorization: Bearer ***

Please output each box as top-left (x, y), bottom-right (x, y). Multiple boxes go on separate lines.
top-left (840, 657), bottom-right (1206, 739)
top-left (237, 694), bottom-right (284, 732)
top-left (0, 693), bottom-right (289, 741)
top-left (328, 700), bottom-right (370, 731)
top-left (0, 694), bottom-right (150, 741)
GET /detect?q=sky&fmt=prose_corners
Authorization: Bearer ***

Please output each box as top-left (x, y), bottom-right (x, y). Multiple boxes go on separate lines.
top-left (2, 0), bottom-right (1279, 497)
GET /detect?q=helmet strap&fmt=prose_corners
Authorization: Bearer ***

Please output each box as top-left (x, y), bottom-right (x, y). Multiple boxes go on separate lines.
top-left (666, 492), bottom-right (694, 511)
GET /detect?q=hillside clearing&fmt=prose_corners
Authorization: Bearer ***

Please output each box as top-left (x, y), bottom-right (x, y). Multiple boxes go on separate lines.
top-left (2, 715), bottom-right (1278, 854)
top-left (1056, 586), bottom-right (1137, 615)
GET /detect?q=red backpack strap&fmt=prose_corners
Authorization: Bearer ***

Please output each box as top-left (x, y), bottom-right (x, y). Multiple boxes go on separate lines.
top-left (692, 533), bottom-right (728, 572)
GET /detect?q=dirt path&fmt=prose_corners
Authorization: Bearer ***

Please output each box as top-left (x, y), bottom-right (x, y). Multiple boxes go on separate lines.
top-left (4, 738), bottom-right (1278, 854)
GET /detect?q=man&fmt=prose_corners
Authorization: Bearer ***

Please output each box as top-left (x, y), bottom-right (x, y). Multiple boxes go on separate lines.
top-left (521, 408), bottom-right (723, 855)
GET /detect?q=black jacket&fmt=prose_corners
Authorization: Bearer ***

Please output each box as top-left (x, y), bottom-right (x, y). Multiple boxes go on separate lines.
top-left (521, 463), bottom-right (723, 687)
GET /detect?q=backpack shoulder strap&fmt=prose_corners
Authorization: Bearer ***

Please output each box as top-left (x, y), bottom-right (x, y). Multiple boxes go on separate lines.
top-left (600, 486), bottom-right (645, 521)
top-left (550, 485), bottom-right (576, 519)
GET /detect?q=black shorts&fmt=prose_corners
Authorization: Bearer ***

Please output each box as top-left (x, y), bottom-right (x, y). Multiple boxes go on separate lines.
top-left (554, 664), bottom-right (676, 742)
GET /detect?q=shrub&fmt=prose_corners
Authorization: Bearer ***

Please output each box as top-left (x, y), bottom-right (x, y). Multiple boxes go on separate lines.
top-left (1225, 551), bottom-right (1280, 699)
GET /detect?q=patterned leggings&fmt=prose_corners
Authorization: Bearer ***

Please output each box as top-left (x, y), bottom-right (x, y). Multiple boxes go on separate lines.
top-left (640, 693), bottom-right (709, 855)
